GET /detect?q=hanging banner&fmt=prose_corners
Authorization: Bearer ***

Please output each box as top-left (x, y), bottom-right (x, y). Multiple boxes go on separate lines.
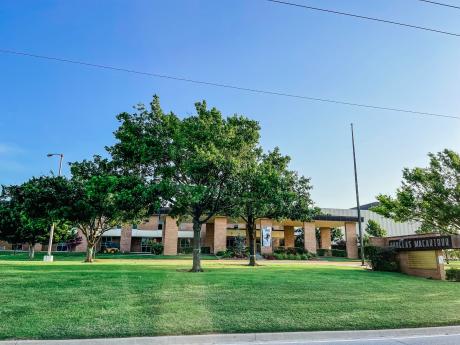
top-left (262, 226), bottom-right (272, 247)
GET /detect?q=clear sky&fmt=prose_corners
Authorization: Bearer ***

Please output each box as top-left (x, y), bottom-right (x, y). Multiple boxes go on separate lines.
top-left (1, 0), bottom-right (460, 208)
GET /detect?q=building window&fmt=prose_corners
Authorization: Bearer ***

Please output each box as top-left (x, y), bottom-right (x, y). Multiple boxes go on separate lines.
top-left (178, 238), bottom-right (193, 253)
top-left (233, 224), bottom-right (238, 229)
top-left (132, 224), bottom-right (138, 229)
top-left (12, 244), bottom-right (22, 251)
top-left (141, 238), bottom-right (152, 253)
top-left (116, 224), bottom-right (121, 229)
top-left (56, 243), bottom-right (68, 252)
top-left (158, 223), bottom-right (163, 230)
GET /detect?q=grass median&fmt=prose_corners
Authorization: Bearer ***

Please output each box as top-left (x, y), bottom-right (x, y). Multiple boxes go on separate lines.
top-left (0, 256), bottom-right (459, 340)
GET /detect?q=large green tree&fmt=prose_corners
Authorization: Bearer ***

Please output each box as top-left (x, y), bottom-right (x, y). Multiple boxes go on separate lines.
top-left (373, 149), bottom-right (460, 235)
top-left (0, 176), bottom-right (72, 259)
top-left (230, 148), bottom-right (318, 266)
top-left (68, 156), bottom-right (159, 262)
top-left (108, 96), bottom-right (260, 271)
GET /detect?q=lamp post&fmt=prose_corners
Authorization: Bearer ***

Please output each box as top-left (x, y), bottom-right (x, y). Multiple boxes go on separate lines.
top-left (43, 153), bottom-right (64, 262)
top-left (350, 124), bottom-right (365, 266)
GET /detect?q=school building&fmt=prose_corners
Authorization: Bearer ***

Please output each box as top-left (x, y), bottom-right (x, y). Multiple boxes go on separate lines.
top-left (0, 203), bottom-right (421, 257)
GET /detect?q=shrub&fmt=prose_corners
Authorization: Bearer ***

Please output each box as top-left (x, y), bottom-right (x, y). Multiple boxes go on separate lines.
top-left (287, 253), bottom-right (296, 260)
top-left (332, 240), bottom-right (346, 250)
top-left (331, 249), bottom-right (347, 257)
top-left (180, 247), bottom-right (193, 254)
top-left (365, 245), bottom-right (398, 272)
top-left (274, 247), bottom-right (286, 254)
top-left (264, 254), bottom-right (276, 260)
top-left (446, 267), bottom-right (460, 282)
top-left (215, 251), bottom-right (226, 257)
top-left (294, 254), bottom-right (301, 260)
top-left (201, 246), bottom-right (211, 254)
top-left (150, 242), bottom-right (164, 255)
top-left (317, 249), bottom-right (332, 257)
top-left (300, 254), bottom-right (308, 260)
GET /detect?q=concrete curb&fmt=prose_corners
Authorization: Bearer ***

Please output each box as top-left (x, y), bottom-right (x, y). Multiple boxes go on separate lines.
top-left (2, 326), bottom-right (460, 345)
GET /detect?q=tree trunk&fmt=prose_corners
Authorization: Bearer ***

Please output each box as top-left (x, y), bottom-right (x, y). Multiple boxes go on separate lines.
top-left (191, 218), bottom-right (203, 272)
top-left (85, 246), bottom-right (94, 263)
top-left (28, 244), bottom-right (35, 260)
top-left (444, 250), bottom-right (450, 264)
top-left (247, 220), bottom-right (257, 266)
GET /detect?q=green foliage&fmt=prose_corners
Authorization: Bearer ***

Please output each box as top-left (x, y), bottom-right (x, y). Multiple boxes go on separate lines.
top-left (68, 157), bottom-right (158, 261)
top-left (364, 245), bottom-right (399, 272)
top-left (267, 252), bottom-right (312, 260)
top-left (108, 96), bottom-right (260, 271)
top-left (149, 241), bottom-right (164, 255)
top-left (228, 146), bottom-right (319, 265)
top-left (373, 149), bottom-right (460, 235)
top-left (0, 176), bottom-right (73, 258)
top-left (365, 220), bottom-right (387, 237)
top-left (231, 234), bottom-right (247, 258)
top-left (331, 249), bottom-right (347, 257)
top-left (317, 249), bottom-right (331, 257)
top-left (446, 267), bottom-right (460, 282)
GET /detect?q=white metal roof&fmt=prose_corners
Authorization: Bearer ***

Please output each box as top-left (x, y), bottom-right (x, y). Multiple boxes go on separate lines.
top-left (320, 208), bottom-right (420, 236)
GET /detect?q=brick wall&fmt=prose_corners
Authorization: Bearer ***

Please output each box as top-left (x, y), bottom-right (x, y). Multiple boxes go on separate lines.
top-left (319, 227), bottom-right (331, 250)
top-left (345, 222), bottom-right (358, 259)
top-left (214, 217), bottom-right (227, 253)
top-left (120, 225), bottom-right (132, 253)
top-left (303, 221), bottom-right (317, 254)
top-left (163, 216), bottom-right (178, 255)
top-left (284, 226), bottom-right (295, 248)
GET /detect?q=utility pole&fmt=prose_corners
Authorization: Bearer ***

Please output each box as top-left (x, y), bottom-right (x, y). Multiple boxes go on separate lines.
top-left (43, 153), bottom-right (64, 262)
top-left (350, 124), bottom-right (365, 266)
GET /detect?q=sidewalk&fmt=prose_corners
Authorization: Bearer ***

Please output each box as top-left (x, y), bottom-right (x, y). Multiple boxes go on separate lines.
top-left (2, 326), bottom-right (460, 345)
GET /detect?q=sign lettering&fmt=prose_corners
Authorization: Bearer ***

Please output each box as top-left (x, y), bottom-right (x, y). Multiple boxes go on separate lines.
top-left (388, 236), bottom-right (452, 251)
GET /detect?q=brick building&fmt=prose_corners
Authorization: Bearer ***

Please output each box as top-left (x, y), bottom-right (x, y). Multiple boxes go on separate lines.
top-left (0, 204), bottom-right (420, 258)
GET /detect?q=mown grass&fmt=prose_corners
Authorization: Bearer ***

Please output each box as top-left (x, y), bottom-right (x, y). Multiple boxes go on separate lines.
top-left (0, 257), bottom-right (459, 340)
top-left (0, 251), bottom-right (217, 261)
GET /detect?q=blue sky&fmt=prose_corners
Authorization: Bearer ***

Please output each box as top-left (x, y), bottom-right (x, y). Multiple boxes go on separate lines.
top-left (1, 0), bottom-right (460, 208)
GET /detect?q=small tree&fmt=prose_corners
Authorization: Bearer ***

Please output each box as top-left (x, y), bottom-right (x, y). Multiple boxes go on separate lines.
top-left (230, 148), bottom-right (318, 266)
top-left (109, 96), bottom-right (260, 272)
top-left (68, 156), bottom-right (159, 262)
top-left (373, 149), bottom-right (460, 235)
top-left (365, 219), bottom-right (387, 237)
top-left (0, 199), bottom-right (25, 254)
top-left (0, 176), bottom-right (71, 259)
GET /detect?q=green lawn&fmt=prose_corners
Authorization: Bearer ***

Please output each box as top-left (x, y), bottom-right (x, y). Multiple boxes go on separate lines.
top-left (1, 257), bottom-right (460, 340)
top-left (0, 251), bottom-right (217, 261)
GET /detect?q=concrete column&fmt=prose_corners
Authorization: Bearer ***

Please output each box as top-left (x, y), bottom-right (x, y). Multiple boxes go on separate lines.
top-left (260, 218), bottom-right (273, 254)
top-left (345, 222), bottom-right (359, 259)
top-left (320, 227), bottom-right (332, 250)
top-left (284, 226), bottom-right (295, 248)
top-left (205, 222), bottom-right (215, 252)
top-left (214, 216), bottom-right (227, 253)
top-left (163, 216), bottom-right (178, 255)
top-left (303, 222), bottom-right (317, 254)
top-left (120, 225), bottom-right (132, 253)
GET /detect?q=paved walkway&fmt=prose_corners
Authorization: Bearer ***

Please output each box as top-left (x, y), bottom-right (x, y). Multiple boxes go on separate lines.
top-left (2, 326), bottom-right (460, 345)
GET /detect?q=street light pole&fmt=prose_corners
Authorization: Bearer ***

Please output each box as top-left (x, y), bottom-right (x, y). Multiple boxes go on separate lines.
top-left (44, 153), bottom-right (64, 262)
top-left (350, 124), bottom-right (365, 266)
